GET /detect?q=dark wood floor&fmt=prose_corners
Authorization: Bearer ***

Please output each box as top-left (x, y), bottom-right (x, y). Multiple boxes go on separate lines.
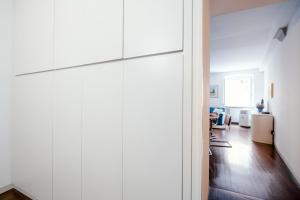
top-left (0, 189), bottom-right (30, 200)
top-left (209, 125), bottom-right (300, 200)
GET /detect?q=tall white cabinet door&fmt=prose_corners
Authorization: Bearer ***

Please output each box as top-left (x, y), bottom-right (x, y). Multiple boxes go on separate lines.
top-left (124, 0), bottom-right (183, 58)
top-left (123, 54), bottom-right (183, 200)
top-left (53, 68), bottom-right (83, 200)
top-left (15, 0), bottom-right (54, 75)
top-left (82, 63), bottom-right (123, 200)
top-left (12, 73), bottom-right (53, 200)
top-left (54, 0), bottom-right (123, 68)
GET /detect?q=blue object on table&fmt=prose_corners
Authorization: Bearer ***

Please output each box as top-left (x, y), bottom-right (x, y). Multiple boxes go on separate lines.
top-left (209, 107), bottom-right (226, 126)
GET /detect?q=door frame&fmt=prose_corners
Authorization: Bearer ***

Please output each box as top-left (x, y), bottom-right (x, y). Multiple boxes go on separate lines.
top-left (190, 0), bottom-right (210, 199)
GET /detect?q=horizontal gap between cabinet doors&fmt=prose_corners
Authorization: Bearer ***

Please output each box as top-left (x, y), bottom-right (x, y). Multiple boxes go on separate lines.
top-left (16, 50), bottom-right (183, 77)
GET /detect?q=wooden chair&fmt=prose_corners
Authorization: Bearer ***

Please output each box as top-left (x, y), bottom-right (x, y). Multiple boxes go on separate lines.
top-left (224, 114), bottom-right (232, 130)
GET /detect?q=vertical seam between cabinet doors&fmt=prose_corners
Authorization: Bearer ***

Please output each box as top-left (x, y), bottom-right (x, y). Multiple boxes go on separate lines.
top-left (52, 0), bottom-right (56, 70)
top-left (190, 0), bottom-right (194, 198)
top-left (81, 68), bottom-right (88, 200)
top-left (51, 72), bottom-right (54, 200)
top-left (181, 1), bottom-right (185, 199)
top-left (80, 70), bottom-right (84, 200)
top-left (121, 61), bottom-right (125, 200)
top-left (122, 0), bottom-right (125, 58)
top-left (181, 55), bottom-right (184, 200)
top-left (51, 1), bottom-right (55, 199)
top-left (190, 0), bottom-right (193, 198)
top-left (182, 0), bottom-right (185, 52)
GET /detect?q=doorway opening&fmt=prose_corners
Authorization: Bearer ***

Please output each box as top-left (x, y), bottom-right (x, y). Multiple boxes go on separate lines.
top-left (207, 0), bottom-right (300, 199)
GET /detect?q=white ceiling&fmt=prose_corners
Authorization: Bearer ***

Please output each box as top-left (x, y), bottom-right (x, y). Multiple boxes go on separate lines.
top-left (210, 0), bottom-right (300, 73)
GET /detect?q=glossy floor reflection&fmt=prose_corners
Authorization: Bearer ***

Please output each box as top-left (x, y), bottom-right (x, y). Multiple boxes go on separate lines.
top-left (209, 125), bottom-right (300, 200)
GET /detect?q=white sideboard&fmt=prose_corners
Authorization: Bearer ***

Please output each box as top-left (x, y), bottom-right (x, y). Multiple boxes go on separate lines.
top-left (251, 114), bottom-right (274, 144)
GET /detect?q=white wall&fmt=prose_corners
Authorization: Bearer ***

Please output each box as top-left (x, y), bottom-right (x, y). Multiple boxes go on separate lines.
top-left (210, 69), bottom-right (264, 122)
top-left (264, 5), bottom-right (300, 184)
top-left (0, 0), bottom-right (13, 188)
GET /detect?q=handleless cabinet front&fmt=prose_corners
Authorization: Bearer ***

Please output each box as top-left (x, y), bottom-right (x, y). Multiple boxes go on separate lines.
top-left (54, 0), bottom-right (123, 68)
top-left (53, 69), bottom-right (83, 200)
top-left (82, 62), bottom-right (123, 200)
top-left (12, 73), bottom-right (53, 200)
top-left (15, 0), bottom-right (54, 75)
top-left (123, 53), bottom-right (183, 200)
top-left (124, 0), bottom-right (183, 58)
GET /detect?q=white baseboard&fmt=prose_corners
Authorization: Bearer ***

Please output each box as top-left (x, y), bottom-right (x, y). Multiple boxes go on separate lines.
top-left (0, 184), bottom-right (13, 194)
top-left (1, 184), bottom-right (35, 199)
top-left (12, 185), bottom-right (36, 200)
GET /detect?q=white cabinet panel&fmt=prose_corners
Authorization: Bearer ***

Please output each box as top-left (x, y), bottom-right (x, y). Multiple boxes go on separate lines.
top-left (12, 73), bottom-right (53, 200)
top-left (15, 0), bottom-right (54, 74)
top-left (55, 0), bottom-right (123, 68)
top-left (53, 69), bottom-right (83, 200)
top-left (124, 0), bottom-right (183, 58)
top-left (123, 54), bottom-right (183, 200)
top-left (82, 62), bottom-right (123, 200)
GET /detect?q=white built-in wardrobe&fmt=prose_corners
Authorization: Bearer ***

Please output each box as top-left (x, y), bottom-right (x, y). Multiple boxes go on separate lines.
top-left (12, 0), bottom-right (194, 200)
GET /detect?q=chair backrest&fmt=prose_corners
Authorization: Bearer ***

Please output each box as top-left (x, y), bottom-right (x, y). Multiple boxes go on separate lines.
top-left (225, 114), bottom-right (232, 126)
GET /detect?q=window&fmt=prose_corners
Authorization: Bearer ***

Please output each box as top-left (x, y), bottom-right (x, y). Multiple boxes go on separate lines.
top-left (225, 75), bottom-right (253, 107)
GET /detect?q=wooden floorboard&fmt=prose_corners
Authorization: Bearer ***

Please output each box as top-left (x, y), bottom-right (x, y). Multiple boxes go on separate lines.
top-left (209, 187), bottom-right (264, 200)
top-left (0, 189), bottom-right (30, 200)
top-left (209, 125), bottom-right (300, 200)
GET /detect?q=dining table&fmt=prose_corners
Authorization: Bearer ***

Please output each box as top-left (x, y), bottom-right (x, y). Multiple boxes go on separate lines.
top-left (209, 113), bottom-right (218, 138)
top-left (209, 113), bottom-right (218, 155)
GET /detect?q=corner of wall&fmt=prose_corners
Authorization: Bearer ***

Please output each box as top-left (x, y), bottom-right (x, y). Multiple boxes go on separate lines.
top-left (0, 0), bottom-right (13, 189)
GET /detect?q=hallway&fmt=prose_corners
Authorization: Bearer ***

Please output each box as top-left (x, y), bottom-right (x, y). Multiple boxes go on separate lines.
top-left (209, 125), bottom-right (300, 200)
